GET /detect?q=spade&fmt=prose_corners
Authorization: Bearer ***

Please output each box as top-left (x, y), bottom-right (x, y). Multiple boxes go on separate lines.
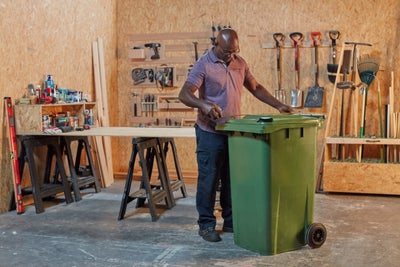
top-left (327, 30), bottom-right (340, 84)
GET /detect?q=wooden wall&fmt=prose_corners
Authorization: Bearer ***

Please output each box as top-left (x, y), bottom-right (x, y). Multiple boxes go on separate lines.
top-left (0, 0), bottom-right (118, 213)
top-left (116, 0), bottom-right (400, 174)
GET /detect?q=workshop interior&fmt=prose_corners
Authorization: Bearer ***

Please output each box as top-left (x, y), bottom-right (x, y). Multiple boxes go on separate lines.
top-left (1, 0), bottom-right (400, 265)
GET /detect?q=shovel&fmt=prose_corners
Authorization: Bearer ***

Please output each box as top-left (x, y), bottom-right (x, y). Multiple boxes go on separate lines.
top-left (289, 32), bottom-right (303, 108)
top-left (273, 32), bottom-right (286, 104)
top-left (305, 32), bottom-right (324, 108)
top-left (327, 30), bottom-right (340, 84)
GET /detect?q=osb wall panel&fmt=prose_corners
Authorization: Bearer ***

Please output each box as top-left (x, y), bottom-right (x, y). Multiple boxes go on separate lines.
top-left (117, 0), bottom-right (400, 173)
top-left (0, 0), bottom-right (118, 213)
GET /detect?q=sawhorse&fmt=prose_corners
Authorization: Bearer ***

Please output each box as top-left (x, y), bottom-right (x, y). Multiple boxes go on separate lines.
top-left (157, 137), bottom-right (187, 200)
top-left (17, 136), bottom-right (73, 213)
top-left (60, 136), bottom-right (101, 201)
top-left (118, 137), bottom-right (186, 221)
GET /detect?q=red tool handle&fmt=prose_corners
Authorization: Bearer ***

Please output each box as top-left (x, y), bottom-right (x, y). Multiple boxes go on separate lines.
top-left (311, 31), bottom-right (321, 47)
top-left (311, 32), bottom-right (322, 85)
top-left (290, 32), bottom-right (303, 71)
top-left (4, 97), bottom-right (24, 214)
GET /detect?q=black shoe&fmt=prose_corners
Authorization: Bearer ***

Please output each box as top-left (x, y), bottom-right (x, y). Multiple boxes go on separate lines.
top-left (222, 225), bottom-right (234, 233)
top-left (199, 228), bottom-right (222, 242)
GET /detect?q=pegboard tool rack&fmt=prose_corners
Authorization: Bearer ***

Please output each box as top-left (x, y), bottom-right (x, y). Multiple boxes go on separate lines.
top-left (127, 31), bottom-right (210, 127)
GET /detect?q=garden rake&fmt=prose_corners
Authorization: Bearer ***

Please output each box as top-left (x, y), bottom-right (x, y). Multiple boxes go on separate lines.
top-left (358, 53), bottom-right (380, 138)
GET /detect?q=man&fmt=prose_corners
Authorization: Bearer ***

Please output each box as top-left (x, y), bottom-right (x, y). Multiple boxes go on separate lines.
top-left (179, 28), bottom-right (293, 242)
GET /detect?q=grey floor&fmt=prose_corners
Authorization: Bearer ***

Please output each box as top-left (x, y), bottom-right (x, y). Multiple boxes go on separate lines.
top-left (0, 180), bottom-right (399, 267)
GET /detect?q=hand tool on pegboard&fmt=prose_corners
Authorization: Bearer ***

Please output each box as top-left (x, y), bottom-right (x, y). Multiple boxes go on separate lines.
top-left (4, 97), bottom-right (24, 214)
top-left (305, 31), bottom-right (324, 108)
top-left (132, 68), bottom-right (147, 85)
top-left (273, 32), bottom-right (287, 104)
top-left (155, 67), bottom-right (174, 90)
top-left (132, 68), bottom-right (155, 85)
top-left (289, 32), bottom-right (304, 108)
top-left (210, 22), bottom-right (217, 45)
top-left (131, 91), bottom-right (140, 117)
top-left (144, 43), bottom-right (161, 59)
top-left (193, 41), bottom-right (199, 61)
top-left (210, 21), bottom-right (232, 45)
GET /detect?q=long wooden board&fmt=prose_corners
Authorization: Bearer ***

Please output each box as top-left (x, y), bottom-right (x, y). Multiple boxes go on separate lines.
top-left (92, 40), bottom-right (112, 187)
top-left (96, 37), bottom-right (114, 187)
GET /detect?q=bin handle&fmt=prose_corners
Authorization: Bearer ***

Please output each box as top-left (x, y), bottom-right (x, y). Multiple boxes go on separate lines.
top-left (257, 117), bottom-right (273, 123)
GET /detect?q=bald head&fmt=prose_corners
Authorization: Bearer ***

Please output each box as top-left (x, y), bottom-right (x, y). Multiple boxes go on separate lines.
top-left (216, 29), bottom-right (238, 46)
top-left (214, 29), bottom-right (240, 63)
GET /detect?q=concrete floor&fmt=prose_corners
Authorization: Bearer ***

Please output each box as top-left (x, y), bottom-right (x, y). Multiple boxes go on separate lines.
top-left (0, 180), bottom-right (399, 267)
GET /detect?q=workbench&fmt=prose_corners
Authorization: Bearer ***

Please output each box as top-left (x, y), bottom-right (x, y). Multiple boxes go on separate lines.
top-left (16, 126), bottom-right (195, 219)
top-left (18, 126), bottom-right (196, 138)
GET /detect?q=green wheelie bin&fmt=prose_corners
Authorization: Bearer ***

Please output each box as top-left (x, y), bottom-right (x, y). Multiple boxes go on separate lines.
top-left (216, 114), bottom-right (326, 255)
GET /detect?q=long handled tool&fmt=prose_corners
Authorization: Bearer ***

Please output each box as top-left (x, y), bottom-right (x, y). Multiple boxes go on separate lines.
top-left (305, 31), bottom-right (324, 108)
top-left (327, 30), bottom-right (340, 83)
top-left (336, 49), bottom-right (352, 160)
top-left (4, 97), bottom-right (24, 214)
top-left (341, 42), bottom-right (371, 161)
top-left (315, 43), bottom-right (346, 192)
top-left (273, 32), bottom-right (286, 104)
top-left (289, 32), bottom-right (304, 108)
top-left (358, 53), bottom-right (380, 138)
top-left (357, 53), bottom-right (380, 161)
top-left (376, 77), bottom-right (384, 162)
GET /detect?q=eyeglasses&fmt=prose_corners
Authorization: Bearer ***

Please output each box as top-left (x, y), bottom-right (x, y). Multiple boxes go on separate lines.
top-left (221, 47), bottom-right (240, 57)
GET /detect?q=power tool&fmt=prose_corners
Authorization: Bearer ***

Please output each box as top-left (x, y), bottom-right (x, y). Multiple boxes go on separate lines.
top-left (144, 43), bottom-right (161, 59)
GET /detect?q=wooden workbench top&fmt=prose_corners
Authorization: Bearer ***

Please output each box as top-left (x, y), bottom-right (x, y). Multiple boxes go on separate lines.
top-left (17, 126), bottom-right (196, 138)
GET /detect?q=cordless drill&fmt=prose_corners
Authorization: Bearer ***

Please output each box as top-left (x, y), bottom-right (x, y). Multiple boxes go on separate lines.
top-left (144, 43), bottom-right (161, 59)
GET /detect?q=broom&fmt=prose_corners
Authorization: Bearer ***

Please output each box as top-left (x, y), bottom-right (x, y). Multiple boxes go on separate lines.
top-left (357, 53), bottom-right (380, 138)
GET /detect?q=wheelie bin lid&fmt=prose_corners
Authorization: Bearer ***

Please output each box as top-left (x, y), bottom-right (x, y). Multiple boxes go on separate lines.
top-left (216, 114), bottom-right (324, 134)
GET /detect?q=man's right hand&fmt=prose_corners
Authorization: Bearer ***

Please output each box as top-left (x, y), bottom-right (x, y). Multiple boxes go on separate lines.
top-left (203, 102), bottom-right (223, 119)
top-left (278, 104), bottom-right (294, 113)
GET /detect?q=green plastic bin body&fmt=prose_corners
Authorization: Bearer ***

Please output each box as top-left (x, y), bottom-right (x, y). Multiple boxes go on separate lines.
top-left (216, 114), bottom-right (323, 255)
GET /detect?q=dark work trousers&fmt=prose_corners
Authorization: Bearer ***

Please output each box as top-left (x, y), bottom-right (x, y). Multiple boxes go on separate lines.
top-left (195, 124), bottom-right (232, 230)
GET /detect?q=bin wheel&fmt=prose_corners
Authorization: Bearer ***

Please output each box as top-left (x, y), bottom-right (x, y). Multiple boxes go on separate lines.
top-left (306, 223), bottom-right (327, 248)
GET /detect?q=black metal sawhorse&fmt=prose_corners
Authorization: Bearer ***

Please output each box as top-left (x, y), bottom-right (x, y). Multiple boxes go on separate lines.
top-left (157, 137), bottom-right (187, 200)
top-left (60, 136), bottom-right (101, 201)
top-left (118, 137), bottom-right (186, 221)
top-left (17, 136), bottom-right (73, 213)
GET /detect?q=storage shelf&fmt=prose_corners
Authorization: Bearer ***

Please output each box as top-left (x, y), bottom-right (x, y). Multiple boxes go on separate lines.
top-left (323, 137), bottom-right (400, 195)
top-left (326, 137), bottom-right (400, 145)
top-left (319, 42), bottom-right (399, 195)
top-left (323, 161), bottom-right (400, 195)
top-left (14, 102), bottom-right (96, 135)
